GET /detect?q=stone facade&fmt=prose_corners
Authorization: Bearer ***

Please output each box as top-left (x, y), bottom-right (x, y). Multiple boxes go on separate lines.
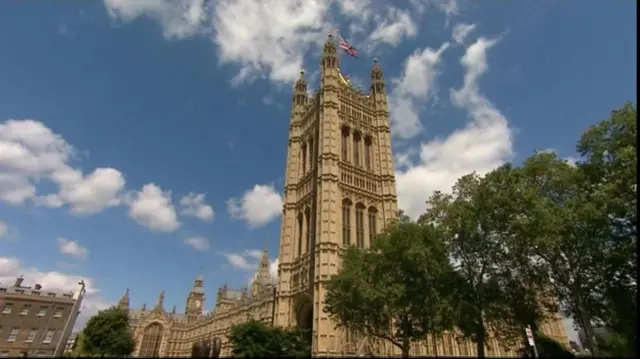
top-left (122, 249), bottom-right (275, 357)
top-left (126, 34), bottom-right (569, 357)
top-left (0, 276), bottom-right (85, 357)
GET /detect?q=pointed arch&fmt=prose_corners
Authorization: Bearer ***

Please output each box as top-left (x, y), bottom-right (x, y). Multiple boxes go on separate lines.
top-left (353, 131), bottom-right (362, 167)
top-left (355, 203), bottom-right (366, 248)
top-left (341, 126), bottom-right (350, 162)
top-left (364, 135), bottom-right (373, 170)
top-left (301, 142), bottom-right (307, 175)
top-left (139, 322), bottom-right (164, 357)
top-left (368, 206), bottom-right (378, 247)
top-left (341, 199), bottom-right (352, 246)
top-left (308, 136), bottom-right (315, 172)
top-left (297, 212), bottom-right (304, 257)
top-left (304, 206), bottom-right (312, 254)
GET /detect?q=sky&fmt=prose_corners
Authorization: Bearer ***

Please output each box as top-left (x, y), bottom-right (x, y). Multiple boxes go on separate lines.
top-left (0, 0), bottom-right (636, 342)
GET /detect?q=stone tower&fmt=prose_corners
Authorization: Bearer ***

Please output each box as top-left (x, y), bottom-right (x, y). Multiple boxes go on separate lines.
top-left (185, 273), bottom-right (205, 323)
top-left (274, 33), bottom-right (397, 356)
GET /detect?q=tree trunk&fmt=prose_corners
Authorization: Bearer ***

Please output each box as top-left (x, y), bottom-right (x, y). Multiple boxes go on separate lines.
top-left (431, 333), bottom-right (438, 358)
top-left (401, 340), bottom-right (410, 358)
top-left (476, 323), bottom-right (486, 358)
top-left (576, 298), bottom-right (599, 356)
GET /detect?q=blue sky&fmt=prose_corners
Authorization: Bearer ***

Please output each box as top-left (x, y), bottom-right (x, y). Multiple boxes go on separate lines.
top-left (0, 0), bottom-right (635, 339)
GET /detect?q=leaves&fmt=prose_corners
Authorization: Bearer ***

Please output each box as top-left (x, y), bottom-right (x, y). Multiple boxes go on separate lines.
top-left (324, 217), bottom-right (456, 357)
top-left (82, 307), bottom-right (135, 357)
top-left (228, 320), bottom-right (310, 357)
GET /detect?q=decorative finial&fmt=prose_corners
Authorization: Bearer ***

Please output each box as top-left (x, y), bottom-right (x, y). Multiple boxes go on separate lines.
top-left (300, 70), bottom-right (304, 76)
top-left (373, 57), bottom-right (378, 64)
top-left (328, 32), bottom-right (333, 38)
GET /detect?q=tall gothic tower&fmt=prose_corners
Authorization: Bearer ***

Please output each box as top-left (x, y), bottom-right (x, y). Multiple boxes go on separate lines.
top-left (274, 34), bottom-right (397, 356)
top-left (185, 273), bottom-right (205, 323)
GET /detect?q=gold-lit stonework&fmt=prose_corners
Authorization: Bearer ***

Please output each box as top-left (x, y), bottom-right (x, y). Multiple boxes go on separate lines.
top-left (126, 34), bottom-right (569, 357)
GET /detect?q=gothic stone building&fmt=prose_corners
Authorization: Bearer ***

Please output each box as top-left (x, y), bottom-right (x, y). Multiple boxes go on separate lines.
top-left (125, 34), bottom-right (569, 357)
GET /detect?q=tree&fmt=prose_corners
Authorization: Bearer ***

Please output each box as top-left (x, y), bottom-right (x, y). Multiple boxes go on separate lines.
top-left (82, 307), bottom-right (135, 357)
top-left (422, 169), bottom-right (552, 358)
top-left (228, 320), bottom-right (310, 357)
top-left (324, 214), bottom-right (456, 358)
top-left (577, 102), bottom-right (637, 356)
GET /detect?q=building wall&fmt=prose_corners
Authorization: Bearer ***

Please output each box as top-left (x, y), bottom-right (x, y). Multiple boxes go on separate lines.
top-left (128, 284), bottom-right (275, 357)
top-left (0, 279), bottom-right (80, 357)
top-left (127, 36), bottom-right (569, 358)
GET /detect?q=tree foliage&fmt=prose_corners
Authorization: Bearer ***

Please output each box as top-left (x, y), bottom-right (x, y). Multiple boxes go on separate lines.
top-left (228, 320), bottom-right (310, 358)
top-left (422, 168), bottom-right (553, 357)
top-left (324, 214), bottom-right (456, 358)
top-left (82, 307), bottom-right (135, 357)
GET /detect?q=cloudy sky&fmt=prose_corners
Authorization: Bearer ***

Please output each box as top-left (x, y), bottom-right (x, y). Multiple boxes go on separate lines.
top-left (0, 0), bottom-right (635, 339)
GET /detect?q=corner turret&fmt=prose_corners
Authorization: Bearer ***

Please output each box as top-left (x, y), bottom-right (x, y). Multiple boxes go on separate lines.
top-left (117, 288), bottom-right (130, 311)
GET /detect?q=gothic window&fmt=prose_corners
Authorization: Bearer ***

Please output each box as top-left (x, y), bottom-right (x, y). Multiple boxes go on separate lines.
top-left (353, 132), bottom-right (361, 167)
top-left (301, 143), bottom-right (307, 175)
top-left (342, 199), bottom-right (352, 246)
top-left (305, 207), bottom-right (312, 253)
top-left (139, 323), bottom-right (164, 357)
top-left (341, 126), bottom-right (350, 162)
top-left (364, 136), bottom-right (372, 170)
top-left (297, 213), bottom-right (304, 257)
top-left (368, 207), bottom-right (377, 246)
top-left (355, 203), bottom-right (365, 248)
top-left (308, 137), bottom-right (314, 171)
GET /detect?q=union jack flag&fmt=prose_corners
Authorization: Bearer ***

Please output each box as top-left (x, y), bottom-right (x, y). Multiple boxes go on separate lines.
top-left (338, 35), bottom-right (358, 58)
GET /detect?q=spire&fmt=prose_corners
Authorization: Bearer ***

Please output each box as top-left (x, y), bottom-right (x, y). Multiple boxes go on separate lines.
top-left (141, 302), bottom-right (147, 311)
top-left (192, 270), bottom-right (204, 294)
top-left (172, 305), bottom-right (177, 314)
top-left (256, 247), bottom-right (271, 284)
top-left (155, 290), bottom-right (165, 310)
top-left (292, 70), bottom-right (308, 109)
top-left (370, 57), bottom-right (385, 94)
top-left (322, 32), bottom-right (339, 71)
top-left (117, 288), bottom-right (130, 310)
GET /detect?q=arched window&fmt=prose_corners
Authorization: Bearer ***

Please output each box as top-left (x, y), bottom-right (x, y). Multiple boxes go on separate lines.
top-left (364, 136), bottom-right (372, 170)
top-left (301, 143), bottom-right (307, 175)
top-left (341, 127), bottom-right (350, 162)
top-left (297, 212), bottom-right (304, 257)
top-left (368, 207), bottom-right (378, 246)
top-left (308, 137), bottom-right (314, 172)
top-left (305, 207), bottom-right (312, 253)
top-left (342, 199), bottom-right (352, 246)
top-left (353, 132), bottom-right (361, 167)
top-left (355, 203), bottom-right (365, 248)
top-left (139, 323), bottom-right (164, 357)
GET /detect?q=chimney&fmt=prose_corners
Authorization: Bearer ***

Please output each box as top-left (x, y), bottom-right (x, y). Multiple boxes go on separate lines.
top-left (14, 275), bottom-right (24, 288)
top-left (35, 284), bottom-right (42, 290)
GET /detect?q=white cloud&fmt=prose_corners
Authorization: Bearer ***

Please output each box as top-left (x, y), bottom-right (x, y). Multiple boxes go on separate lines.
top-left (126, 183), bottom-right (181, 232)
top-left (367, 7), bottom-right (417, 47)
top-left (0, 219), bottom-right (7, 238)
top-left (395, 37), bottom-right (514, 219)
top-left (0, 119), bottom-right (126, 213)
top-left (388, 43), bottom-right (450, 139)
top-left (0, 257), bottom-right (111, 330)
top-left (223, 252), bottom-right (254, 270)
top-left (56, 237), bottom-right (89, 261)
top-left (452, 23), bottom-right (476, 44)
top-left (104, 0), bottom-right (208, 39)
top-left (227, 184), bottom-right (282, 228)
top-left (184, 236), bottom-right (210, 251)
top-left (179, 192), bottom-right (214, 221)
top-left (102, 0), bottom-right (458, 85)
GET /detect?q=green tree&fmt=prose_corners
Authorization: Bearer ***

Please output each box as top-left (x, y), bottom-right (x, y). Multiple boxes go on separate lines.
top-left (423, 170), bottom-right (552, 357)
top-left (577, 102), bottom-right (637, 356)
top-left (324, 214), bottom-right (456, 358)
top-left (82, 307), bottom-right (135, 357)
top-left (228, 320), bottom-right (310, 357)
